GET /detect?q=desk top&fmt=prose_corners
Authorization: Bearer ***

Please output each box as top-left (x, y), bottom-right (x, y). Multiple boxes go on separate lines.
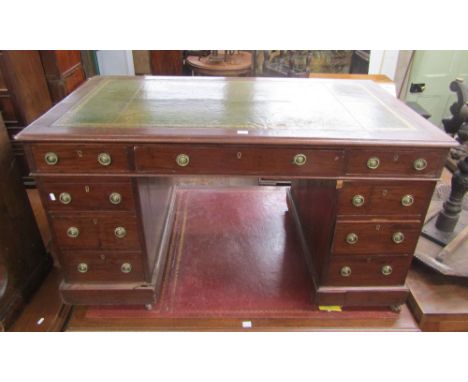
top-left (16, 76), bottom-right (455, 148)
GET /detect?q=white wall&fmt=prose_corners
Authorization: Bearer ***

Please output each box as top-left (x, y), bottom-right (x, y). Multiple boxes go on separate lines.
top-left (368, 50), bottom-right (399, 80)
top-left (96, 50), bottom-right (135, 75)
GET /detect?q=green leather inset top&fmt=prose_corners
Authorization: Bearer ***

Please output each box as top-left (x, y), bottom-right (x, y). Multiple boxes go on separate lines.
top-left (54, 77), bottom-right (415, 133)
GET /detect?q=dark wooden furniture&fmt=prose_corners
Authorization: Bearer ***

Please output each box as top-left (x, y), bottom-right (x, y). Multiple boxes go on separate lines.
top-left (0, 50), bottom-right (86, 185)
top-left (15, 76), bottom-right (456, 311)
top-left (407, 261), bottom-right (468, 331)
top-left (0, 114), bottom-right (51, 331)
top-left (65, 186), bottom-right (420, 331)
top-left (40, 51), bottom-right (86, 104)
top-left (150, 51), bottom-right (184, 75)
top-left (186, 51), bottom-right (252, 77)
top-left (0, 51), bottom-right (53, 185)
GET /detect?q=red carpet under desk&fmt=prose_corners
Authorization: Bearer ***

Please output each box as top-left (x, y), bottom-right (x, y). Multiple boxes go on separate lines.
top-left (85, 187), bottom-right (397, 321)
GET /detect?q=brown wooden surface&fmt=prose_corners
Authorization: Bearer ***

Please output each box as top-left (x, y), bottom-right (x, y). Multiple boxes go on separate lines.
top-left (407, 261), bottom-right (468, 331)
top-left (345, 148), bottom-right (447, 178)
top-left (150, 51), bottom-right (183, 75)
top-left (324, 255), bottom-right (412, 286)
top-left (0, 50), bottom-right (53, 184)
top-left (337, 180), bottom-right (435, 217)
top-left (309, 73), bottom-right (393, 83)
top-left (332, 220), bottom-right (421, 255)
top-left (66, 303), bottom-right (419, 331)
top-left (40, 50), bottom-right (86, 104)
top-left (134, 144), bottom-right (343, 176)
top-left (9, 268), bottom-right (71, 332)
top-left (0, 51), bottom-right (52, 125)
top-left (186, 52), bottom-right (252, 77)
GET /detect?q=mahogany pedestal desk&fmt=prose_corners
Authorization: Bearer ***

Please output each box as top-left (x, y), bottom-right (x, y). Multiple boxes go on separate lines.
top-left (15, 76), bottom-right (456, 311)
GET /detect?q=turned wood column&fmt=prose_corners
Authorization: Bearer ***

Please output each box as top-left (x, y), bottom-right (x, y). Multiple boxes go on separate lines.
top-left (436, 157), bottom-right (468, 232)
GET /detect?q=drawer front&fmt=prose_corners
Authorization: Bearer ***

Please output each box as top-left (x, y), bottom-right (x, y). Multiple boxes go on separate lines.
top-left (41, 181), bottom-right (135, 212)
top-left (323, 255), bottom-right (412, 286)
top-left (50, 214), bottom-right (141, 250)
top-left (31, 144), bottom-right (130, 173)
top-left (332, 221), bottom-right (421, 255)
top-left (62, 251), bottom-right (145, 283)
top-left (337, 181), bottom-right (435, 217)
top-left (135, 144), bottom-right (344, 176)
top-left (345, 149), bottom-right (446, 177)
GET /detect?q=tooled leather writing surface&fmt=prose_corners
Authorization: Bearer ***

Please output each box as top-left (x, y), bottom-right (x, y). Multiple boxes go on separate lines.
top-left (16, 76), bottom-right (456, 146)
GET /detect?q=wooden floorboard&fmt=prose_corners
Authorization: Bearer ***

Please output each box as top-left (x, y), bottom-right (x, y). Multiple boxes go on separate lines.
top-left (10, 268), bottom-right (72, 332)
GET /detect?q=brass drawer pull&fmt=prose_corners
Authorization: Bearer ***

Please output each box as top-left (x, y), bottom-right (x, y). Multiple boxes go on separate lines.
top-left (392, 231), bottom-right (405, 244)
top-left (293, 153), bottom-right (307, 166)
top-left (44, 152), bottom-right (59, 165)
top-left (176, 153), bottom-right (190, 167)
top-left (67, 226), bottom-right (80, 238)
top-left (114, 226), bottom-right (127, 238)
top-left (367, 156), bottom-right (380, 170)
top-left (346, 233), bottom-right (358, 245)
top-left (340, 266), bottom-right (352, 277)
top-left (381, 265), bottom-right (393, 276)
top-left (352, 194), bottom-right (365, 207)
top-left (121, 263), bottom-right (132, 273)
top-left (401, 194), bottom-right (414, 207)
top-left (59, 192), bottom-right (72, 205)
top-left (77, 263), bottom-right (88, 273)
top-left (413, 158), bottom-right (427, 171)
top-left (109, 192), bottom-right (122, 205)
top-left (97, 152), bottom-right (112, 166)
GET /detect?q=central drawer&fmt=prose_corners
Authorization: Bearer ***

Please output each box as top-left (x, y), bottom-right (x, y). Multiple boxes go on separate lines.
top-left (134, 144), bottom-right (344, 176)
top-left (50, 214), bottom-right (141, 250)
top-left (332, 220), bottom-right (421, 255)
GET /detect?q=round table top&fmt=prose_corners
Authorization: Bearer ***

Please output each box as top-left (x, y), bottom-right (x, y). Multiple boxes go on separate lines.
top-left (186, 51), bottom-right (252, 76)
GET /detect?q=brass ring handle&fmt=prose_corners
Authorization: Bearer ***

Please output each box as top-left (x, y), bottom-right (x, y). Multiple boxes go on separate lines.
top-left (352, 194), bottom-right (365, 207)
top-left (381, 265), bottom-right (393, 276)
top-left (346, 233), bottom-right (358, 245)
top-left (340, 266), bottom-right (352, 277)
top-left (67, 226), bottom-right (80, 238)
top-left (97, 152), bottom-right (112, 166)
top-left (392, 231), bottom-right (405, 244)
top-left (114, 226), bottom-right (127, 239)
top-left (44, 152), bottom-right (59, 165)
top-left (121, 263), bottom-right (132, 273)
top-left (367, 157), bottom-right (380, 170)
top-left (293, 153), bottom-right (307, 166)
top-left (59, 192), bottom-right (72, 205)
top-left (109, 192), bottom-right (122, 205)
top-left (413, 158), bottom-right (427, 171)
top-left (401, 194), bottom-right (414, 207)
top-left (77, 263), bottom-right (88, 273)
top-left (176, 153), bottom-right (190, 167)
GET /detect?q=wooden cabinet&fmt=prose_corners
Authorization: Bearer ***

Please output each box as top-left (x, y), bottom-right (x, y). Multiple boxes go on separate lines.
top-left (0, 50), bottom-right (86, 185)
top-left (39, 51), bottom-right (86, 104)
top-left (0, 114), bottom-right (51, 331)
